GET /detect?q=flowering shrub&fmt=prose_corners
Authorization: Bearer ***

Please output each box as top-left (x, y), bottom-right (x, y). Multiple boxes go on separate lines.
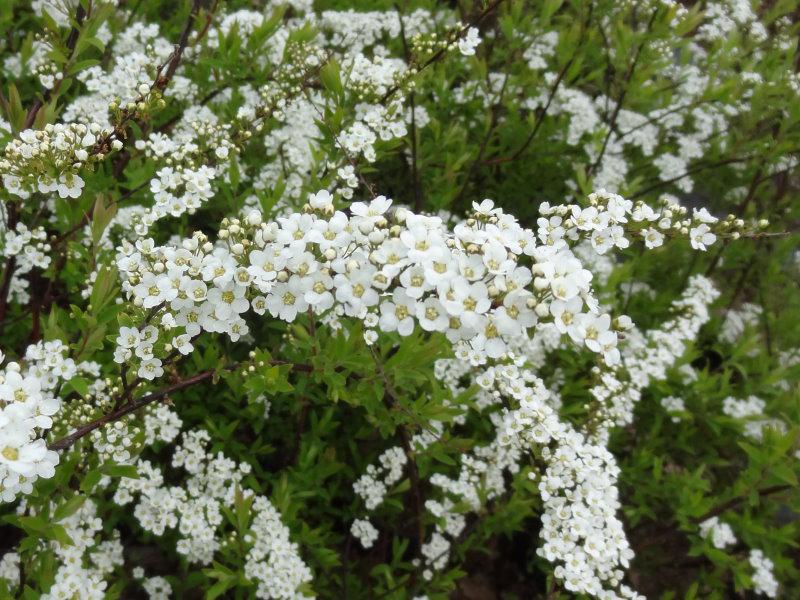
top-left (0, 0), bottom-right (798, 598)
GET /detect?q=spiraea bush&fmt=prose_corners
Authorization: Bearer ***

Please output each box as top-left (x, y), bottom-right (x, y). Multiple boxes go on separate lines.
top-left (0, 0), bottom-right (798, 598)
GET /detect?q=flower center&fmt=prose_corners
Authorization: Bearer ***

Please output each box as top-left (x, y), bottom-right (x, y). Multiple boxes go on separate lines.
top-left (1, 447), bottom-right (18, 461)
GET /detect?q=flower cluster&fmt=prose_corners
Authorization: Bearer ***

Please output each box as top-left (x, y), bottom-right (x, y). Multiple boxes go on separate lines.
top-left (539, 189), bottom-right (762, 256)
top-left (114, 193), bottom-right (635, 375)
top-left (749, 549), bottom-right (778, 598)
top-left (720, 302), bottom-right (762, 346)
top-left (660, 395), bottom-right (686, 423)
top-left (0, 341), bottom-right (71, 502)
top-left (40, 500), bottom-right (124, 600)
top-left (698, 516), bottom-right (737, 549)
top-left (0, 122), bottom-right (115, 199)
top-left (353, 446), bottom-right (406, 511)
top-left (722, 395), bottom-right (787, 441)
top-left (139, 164), bottom-right (216, 232)
top-left (114, 429), bottom-right (313, 598)
top-left (0, 499), bottom-right (124, 599)
top-left (1, 222), bottom-right (51, 273)
top-left (350, 518), bottom-right (380, 549)
top-left (588, 275), bottom-right (720, 440)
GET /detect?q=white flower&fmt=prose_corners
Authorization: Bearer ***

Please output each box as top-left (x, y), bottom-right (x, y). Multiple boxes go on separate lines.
top-left (138, 358), bottom-right (164, 381)
top-left (690, 224), bottom-right (716, 250)
top-left (417, 298), bottom-right (448, 332)
top-left (308, 189), bottom-right (333, 210)
top-left (379, 289), bottom-right (418, 336)
top-left (266, 275), bottom-right (310, 322)
top-left (458, 27), bottom-right (481, 56)
top-left (642, 227), bottom-right (664, 248)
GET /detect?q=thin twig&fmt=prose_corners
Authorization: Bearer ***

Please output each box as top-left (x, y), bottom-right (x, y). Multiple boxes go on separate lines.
top-left (369, 346), bottom-right (425, 549)
top-left (588, 8), bottom-right (660, 177)
top-left (23, 3), bottom-right (88, 130)
top-left (49, 367), bottom-right (222, 450)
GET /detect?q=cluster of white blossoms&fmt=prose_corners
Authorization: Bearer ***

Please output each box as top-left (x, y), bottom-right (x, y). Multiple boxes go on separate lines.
top-left (538, 189), bottom-right (749, 257)
top-left (139, 164), bottom-right (216, 231)
top-left (659, 395), bottom-right (686, 423)
top-left (0, 122), bottom-right (117, 199)
top-left (114, 429), bottom-right (313, 599)
top-left (353, 446), bottom-right (407, 511)
top-left (113, 324), bottom-right (165, 380)
top-left (588, 275), bottom-right (720, 440)
top-left (1, 222), bottom-right (51, 273)
top-left (720, 302), bottom-right (763, 346)
top-left (749, 549), bottom-right (779, 598)
top-left (409, 357), bottom-right (640, 596)
top-left (132, 567), bottom-right (172, 600)
top-left (457, 27), bottom-right (482, 56)
top-left (40, 500), bottom-right (124, 600)
top-left (698, 516), bottom-right (737, 549)
top-left (350, 517), bottom-right (380, 549)
top-left (722, 395), bottom-right (787, 441)
top-left (522, 30), bottom-right (559, 70)
top-left (494, 366), bottom-right (639, 598)
top-left (114, 192), bottom-right (647, 376)
top-left (0, 498), bottom-right (124, 599)
top-left (0, 341), bottom-right (73, 502)
top-left (67, 22), bottom-right (193, 125)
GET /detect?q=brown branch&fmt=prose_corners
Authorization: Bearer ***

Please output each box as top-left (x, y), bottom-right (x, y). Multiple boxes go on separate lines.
top-left (692, 485), bottom-right (793, 523)
top-left (156, 0), bottom-right (203, 92)
top-left (369, 346), bottom-right (425, 548)
top-left (48, 367), bottom-right (221, 450)
top-left (379, 0), bottom-right (507, 104)
top-left (48, 358), bottom-right (314, 451)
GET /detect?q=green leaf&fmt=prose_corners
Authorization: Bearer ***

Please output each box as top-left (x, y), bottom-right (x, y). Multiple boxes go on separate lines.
top-left (67, 58), bottom-right (100, 76)
top-left (320, 59), bottom-right (343, 99)
top-left (80, 469), bottom-right (103, 493)
top-left (100, 463), bottom-right (140, 479)
top-left (53, 495), bottom-right (86, 521)
top-left (64, 376), bottom-right (90, 399)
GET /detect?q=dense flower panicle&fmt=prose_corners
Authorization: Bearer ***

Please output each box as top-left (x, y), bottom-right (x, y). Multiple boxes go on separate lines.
top-left (0, 123), bottom-right (115, 199)
top-left (699, 517), bottom-right (737, 549)
top-left (1, 498), bottom-right (123, 599)
top-left (589, 275), bottom-right (720, 441)
top-left (0, 341), bottom-right (73, 502)
top-left (112, 429), bottom-right (313, 599)
top-left (114, 193), bottom-right (638, 373)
